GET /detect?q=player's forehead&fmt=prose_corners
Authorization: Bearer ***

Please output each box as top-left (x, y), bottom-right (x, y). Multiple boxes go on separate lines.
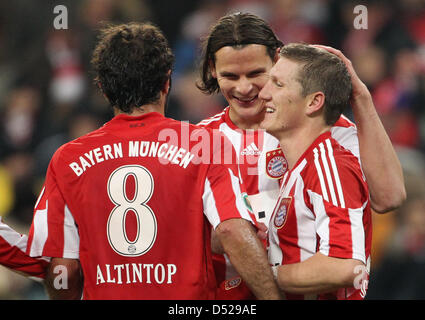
top-left (271, 57), bottom-right (302, 82)
top-left (214, 44), bottom-right (273, 73)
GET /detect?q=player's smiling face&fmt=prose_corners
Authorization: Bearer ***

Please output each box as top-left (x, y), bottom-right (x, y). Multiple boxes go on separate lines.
top-left (259, 57), bottom-right (308, 139)
top-left (211, 44), bottom-right (274, 129)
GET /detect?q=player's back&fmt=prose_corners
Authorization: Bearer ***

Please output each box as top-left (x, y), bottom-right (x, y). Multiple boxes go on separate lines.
top-left (29, 112), bottom-right (247, 299)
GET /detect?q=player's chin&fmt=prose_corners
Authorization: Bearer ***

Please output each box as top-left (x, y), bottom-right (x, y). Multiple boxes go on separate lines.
top-left (232, 95), bottom-right (261, 109)
top-left (259, 117), bottom-right (272, 132)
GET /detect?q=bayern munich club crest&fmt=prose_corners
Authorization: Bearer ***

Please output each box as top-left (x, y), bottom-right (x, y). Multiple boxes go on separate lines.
top-left (273, 196), bottom-right (292, 229)
top-left (265, 148), bottom-right (288, 179)
top-left (225, 277), bottom-right (242, 290)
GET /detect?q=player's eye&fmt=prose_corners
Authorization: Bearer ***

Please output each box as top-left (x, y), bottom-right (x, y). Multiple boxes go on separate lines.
top-left (274, 80), bottom-right (283, 88)
top-left (248, 71), bottom-right (263, 77)
top-left (219, 73), bottom-right (238, 80)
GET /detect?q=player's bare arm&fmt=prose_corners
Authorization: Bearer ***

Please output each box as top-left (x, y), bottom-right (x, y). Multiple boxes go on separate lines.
top-left (215, 218), bottom-right (281, 300)
top-left (211, 230), bottom-right (224, 254)
top-left (314, 45), bottom-right (406, 213)
top-left (45, 258), bottom-right (83, 300)
top-left (211, 220), bottom-right (268, 254)
top-left (273, 252), bottom-right (364, 295)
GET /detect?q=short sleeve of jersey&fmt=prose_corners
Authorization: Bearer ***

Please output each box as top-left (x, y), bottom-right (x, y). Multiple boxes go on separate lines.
top-left (0, 217), bottom-right (48, 278)
top-left (202, 130), bottom-right (252, 229)
top-left (306, 144), bottom-right (369, 264)
top-left (331, 116), bottom-right (360, 160)
top-left (27, 148), bottom-right (80, 259)
top-left (203, 163), bottom-right (252, 229)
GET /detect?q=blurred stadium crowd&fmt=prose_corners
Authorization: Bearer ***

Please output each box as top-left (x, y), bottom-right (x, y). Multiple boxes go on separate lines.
top-left (0, 0), bottom-right (424, 299)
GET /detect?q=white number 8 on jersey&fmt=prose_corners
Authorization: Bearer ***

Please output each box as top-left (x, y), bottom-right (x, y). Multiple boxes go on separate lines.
top-left (107, 165), bottom-right (157, 256)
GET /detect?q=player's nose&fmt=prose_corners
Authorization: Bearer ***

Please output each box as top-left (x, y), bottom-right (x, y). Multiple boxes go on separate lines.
top-left (258, 81), bottom-right (271, 101)
top-left (235, 77), bottom-right (254, 96)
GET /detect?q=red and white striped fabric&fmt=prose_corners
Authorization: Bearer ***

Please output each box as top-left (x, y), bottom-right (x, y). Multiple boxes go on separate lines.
top-left (199, 108), bottom-right (282, 228)
top-left (27, 112), bottom-right (252, 300)
top-left (268, 131), bottom-right (372, 300)
top-left (199, 107), bottom-right (363, 300)
top-left (0, 217), bottom-right (48, 279)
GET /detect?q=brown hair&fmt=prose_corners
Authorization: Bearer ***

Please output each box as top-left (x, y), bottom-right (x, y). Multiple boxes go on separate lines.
top-left (91, 22), bottom-right (174, 113)
top-left (197, 12), bottom-right (283, 95)
top-left (279, 43), bottom-right (352, 125)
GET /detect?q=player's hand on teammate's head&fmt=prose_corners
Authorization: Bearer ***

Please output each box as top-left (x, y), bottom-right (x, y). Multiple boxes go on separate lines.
top-left (311, 44), bottom-right (371, 103)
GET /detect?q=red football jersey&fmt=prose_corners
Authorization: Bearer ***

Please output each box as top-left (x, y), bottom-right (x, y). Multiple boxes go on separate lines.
top-left (199, 107), bottom-right (363, 300)
top-left (0, 217), bottom-right (48, 279)
top-left (27, 112), bottom-right (252, 300)
top-left (268, 131), bottom-right (372, 300)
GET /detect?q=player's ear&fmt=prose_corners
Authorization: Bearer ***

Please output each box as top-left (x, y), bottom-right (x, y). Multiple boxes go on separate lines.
top-left (305, 91), bottom-right (325, 116)
top-left (97, 81), bottom-right (109, 101)
top-left (273, 47), bottom-right (281, 63)
top-left (96, 80), bottom-right (103, 93)
top-left (209, 59), bottom-right (217, 79)
top-left (162, 70), bottom-right (172, 95)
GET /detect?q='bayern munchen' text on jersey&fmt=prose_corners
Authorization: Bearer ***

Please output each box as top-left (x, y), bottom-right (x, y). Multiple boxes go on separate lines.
top-left (27, 112), bottom-right (252, 300)
top-left (268, 131), bottom-right (372, 300)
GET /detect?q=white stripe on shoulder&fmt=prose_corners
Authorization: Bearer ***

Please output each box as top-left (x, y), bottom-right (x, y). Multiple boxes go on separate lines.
top-left (63, 205), bottom-right (80, 259)
top-left (227, 168), bottom-right (252, 223)
top-left (34, 187), bottom-right (45, 209)
top-left (325, 139), bottom-right (345, 208)
top-left (319, 141), bottom-right (338, 206)
top-left (331, 125), bottom-right (360, 160)
top-left (202, 178), bottom-right (221, 229)
top-left (29, 201), bottom-right (49, 257)
top-left (313, 147), bottom-right (329, 202)
top-left (197, 111), bottom-right (226, 126)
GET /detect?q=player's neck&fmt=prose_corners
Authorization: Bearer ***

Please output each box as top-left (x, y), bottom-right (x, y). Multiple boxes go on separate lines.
top-left (279, 124), bottom-right (331, 170)
top-left (113, 103), bottom-right (165, 117)
top-left (228, 109), bottom-right (263, 130)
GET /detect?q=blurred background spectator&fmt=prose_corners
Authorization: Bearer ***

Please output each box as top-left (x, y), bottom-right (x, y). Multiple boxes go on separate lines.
top-left (0, 0), bottom-right (423, 299)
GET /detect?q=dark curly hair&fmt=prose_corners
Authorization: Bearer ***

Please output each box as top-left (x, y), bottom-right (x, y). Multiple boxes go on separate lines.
top-left (91, 22), bottom-right (175, 113)
top-left (197, 12), bottom-right (283, 95)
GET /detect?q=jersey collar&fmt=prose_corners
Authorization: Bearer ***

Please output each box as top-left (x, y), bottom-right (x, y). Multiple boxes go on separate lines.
top-left (223, 107), bottom-right (241, 130)
top-left (111, 112), bottom-right (165, 122)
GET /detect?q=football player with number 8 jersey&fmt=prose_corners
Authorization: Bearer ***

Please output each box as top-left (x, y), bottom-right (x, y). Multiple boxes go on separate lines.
top-left (26, 22), bottom-right (281, 300)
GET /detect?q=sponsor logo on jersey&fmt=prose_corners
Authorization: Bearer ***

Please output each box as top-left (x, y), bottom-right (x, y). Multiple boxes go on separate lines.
top-left (242, 192), bottom-right (254, 214)
top-left (273, 196), bottom-right (291, 229)
top-left (241, 143), bottom-right (261, 156)
top-left (265, 148), bottom-right (288, 179)
top-left (224, 277), bottom-right (242, 290)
